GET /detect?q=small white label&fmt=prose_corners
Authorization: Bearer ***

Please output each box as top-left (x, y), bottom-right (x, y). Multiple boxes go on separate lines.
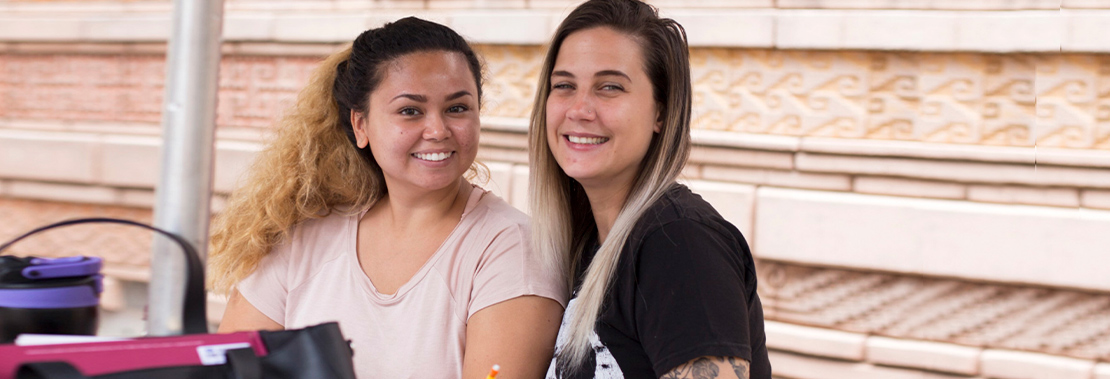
top-left (197, 343), bottom-right (252, 365)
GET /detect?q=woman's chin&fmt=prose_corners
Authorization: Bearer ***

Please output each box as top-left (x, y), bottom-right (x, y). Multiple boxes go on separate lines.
top-left (564, 172), bottom-right (605, 187)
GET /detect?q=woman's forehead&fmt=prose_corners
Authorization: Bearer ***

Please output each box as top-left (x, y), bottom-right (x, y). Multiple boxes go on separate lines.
top-left (554, 27), bottom-right (645, 77)
top-left (373, 51), bottom-right (477, 100)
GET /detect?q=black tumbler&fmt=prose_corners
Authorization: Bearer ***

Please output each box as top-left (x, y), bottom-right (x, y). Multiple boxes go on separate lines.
top-left (0, 255), bottom-right (103, 343)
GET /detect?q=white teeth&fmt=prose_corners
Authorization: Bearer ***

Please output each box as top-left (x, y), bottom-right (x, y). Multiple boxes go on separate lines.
top-left (567, 136), bottom-right (608, 145)
top-left (413, 152), bottom-right (452, 162)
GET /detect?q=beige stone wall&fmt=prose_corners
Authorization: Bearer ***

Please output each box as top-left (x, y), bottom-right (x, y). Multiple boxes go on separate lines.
top-left (2, 1), bottom-right (1110, 377)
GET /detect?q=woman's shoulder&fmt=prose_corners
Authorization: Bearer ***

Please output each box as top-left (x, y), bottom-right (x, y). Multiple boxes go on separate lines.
top-left (466, 189), bottom-right (530, 232)
top-left (275, 210), bottom-right (357, 263)
top-left (237, 210), bottom-right (356, 301)
top-left (638, 184), bottom-right (725, 231)
top-left (629, 184), bottom-right (749, 253)
top-left (628, 184), bottom-right (756, 282)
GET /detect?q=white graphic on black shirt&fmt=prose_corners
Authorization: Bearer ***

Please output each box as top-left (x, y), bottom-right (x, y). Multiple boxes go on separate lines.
top-left (545, 298), bottom-right (623, 379)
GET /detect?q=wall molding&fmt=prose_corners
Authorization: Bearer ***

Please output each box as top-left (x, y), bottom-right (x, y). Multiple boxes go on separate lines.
top-left (0, 5), bottom-right (1107, 52)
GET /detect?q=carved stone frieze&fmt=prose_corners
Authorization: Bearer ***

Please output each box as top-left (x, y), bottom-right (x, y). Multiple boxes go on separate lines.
top-left (757, 260), bottom-right (1110, 360)
top-left (2, 47), bottom-right (1108, 150)
top-left (473, 45), bottom-right (545, 120)
top-left (477, 46), bottom-right (1109, 150)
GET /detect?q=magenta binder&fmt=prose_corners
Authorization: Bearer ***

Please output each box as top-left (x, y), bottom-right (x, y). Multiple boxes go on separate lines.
top-left (0, 331), bottom-right (268, 378)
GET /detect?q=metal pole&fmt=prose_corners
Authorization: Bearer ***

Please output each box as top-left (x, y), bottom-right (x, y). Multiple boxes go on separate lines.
top-left (148, 0), bottom-right (224, 336)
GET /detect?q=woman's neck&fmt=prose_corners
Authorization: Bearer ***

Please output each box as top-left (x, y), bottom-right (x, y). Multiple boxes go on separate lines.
top-left (581, 176), bottom-right (635, 244)
top-left (376, 178), bottom-right (470, 230)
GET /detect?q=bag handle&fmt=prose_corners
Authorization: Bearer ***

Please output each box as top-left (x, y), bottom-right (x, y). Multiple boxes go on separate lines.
top-left (0, 218), bottom-right (208, 335)
top-left (226, 348), bottom-right (262, 379)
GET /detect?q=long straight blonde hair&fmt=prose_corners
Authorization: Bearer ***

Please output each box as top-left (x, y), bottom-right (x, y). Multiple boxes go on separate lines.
top-left (528, 0), bottom-right (693, 370)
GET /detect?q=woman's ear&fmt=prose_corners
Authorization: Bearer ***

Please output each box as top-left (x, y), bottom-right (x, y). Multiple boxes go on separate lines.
top-left (653, 105), bottom-right (663, 133)
top-left (351, 110), bottom-right (369, 148)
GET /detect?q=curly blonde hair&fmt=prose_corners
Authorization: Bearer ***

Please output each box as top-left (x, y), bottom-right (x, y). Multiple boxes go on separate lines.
top-left (208, 17), bottom-right (488, 294)
top-left (208, 47), bottom-right (379, 294)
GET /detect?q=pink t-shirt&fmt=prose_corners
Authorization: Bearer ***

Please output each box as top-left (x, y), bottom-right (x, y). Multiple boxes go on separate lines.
top-left (237, 187), bottom-right (567, 378)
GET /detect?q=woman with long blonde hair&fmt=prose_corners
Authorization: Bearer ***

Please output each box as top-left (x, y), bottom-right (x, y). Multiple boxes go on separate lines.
top-left (210, 17), bottom-right (565, 378)
top-left (530, 1), bottom-right (770, 378)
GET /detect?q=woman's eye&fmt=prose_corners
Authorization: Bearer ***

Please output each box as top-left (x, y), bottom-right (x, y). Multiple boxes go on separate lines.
top-left (399, 107), bottom-right (421, 116)
top-left (551, 83), bottom-right (574, 91)
top-left (600, 84), bottom-right (624, 91)
top-left (447, 105), bottom-right (469, 113)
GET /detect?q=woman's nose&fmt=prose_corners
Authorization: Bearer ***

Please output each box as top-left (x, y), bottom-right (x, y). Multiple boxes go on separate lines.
top-left (565, 94), bottom-right (596, 122)
top-left (423, 114), bottom-right (451, 141)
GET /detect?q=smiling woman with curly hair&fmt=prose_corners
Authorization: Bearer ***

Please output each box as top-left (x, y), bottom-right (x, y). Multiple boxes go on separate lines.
top-left (209, 17), bottom-right (566, 379)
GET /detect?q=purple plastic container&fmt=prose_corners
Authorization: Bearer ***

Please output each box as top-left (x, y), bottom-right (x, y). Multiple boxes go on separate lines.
top-left (0, 255), bottom-right (103, 343)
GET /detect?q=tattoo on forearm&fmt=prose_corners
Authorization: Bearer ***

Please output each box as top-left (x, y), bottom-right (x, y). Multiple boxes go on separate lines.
top-left (727, 357), bottom-right (750, 379)
top-left (661, 357), bottom-right (719, 379)
top-left (661, 356), bottom-right (750, 379)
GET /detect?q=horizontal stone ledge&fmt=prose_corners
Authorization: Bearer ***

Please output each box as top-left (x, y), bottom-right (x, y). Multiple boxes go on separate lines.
top-left (799, 137), bottom-right (1110, 169)
top-left (769, 335), bottom-right (1106, 379)
top-left (796, 153), bottom-right (1110, 189)
top-left (866, 336), bottom-right (982, 376)
top-left (3, 0), bottom-right (1100, 13)
top-left (7, 120), bottom-right (1110, 191)
top-left (1098, 363), bottom-right (1110, 379)
top-left (776, 0), bottom-right (1067, 10)
top-left (0, 178), bottom-right (230, 211)
top-left (754, 186), bottom-right (1110, 292)
top-left (767, 349), bottom-right (977, 379)
top-left (0, 8), bottom-right (1104, 52)
top-left (1061, 10), bottom-right (1110, 53)
top-left (766, 322), bottom-right (987, 376)
top-left (765, 321), bottom-right (867, 361)
top-left (21, 118), bottom-right (1110, 171)
top-left (484, 121), bottom-right (1110, 171)
top-left (980, 349), bottom-right (1094, 379)
top-left (0, 129), bottom-right (262, 194)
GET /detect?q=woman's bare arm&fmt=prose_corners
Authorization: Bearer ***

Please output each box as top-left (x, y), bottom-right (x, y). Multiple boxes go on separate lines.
top-left (462, 296), bottom-right (564, 378)
top-left (216, 290), bottom-right (283, 333)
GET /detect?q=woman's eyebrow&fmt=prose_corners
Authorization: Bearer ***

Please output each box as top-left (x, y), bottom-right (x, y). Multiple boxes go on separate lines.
top-left (552, 69), bottom-right (630, 81)
top-left (595, 70), bottom-right (630, 81)
top-left (445, 90), bottom-right (472, 101)
top-left (391, 93), bottom-right (427, 103)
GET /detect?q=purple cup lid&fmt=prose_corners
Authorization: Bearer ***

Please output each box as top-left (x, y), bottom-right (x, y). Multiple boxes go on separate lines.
top-left (23, 256), bottom-right (102, 280)
top-left (0, 276), bottom-right (101, 308)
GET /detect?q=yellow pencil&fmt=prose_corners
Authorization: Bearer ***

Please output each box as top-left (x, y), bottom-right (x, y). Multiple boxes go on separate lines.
top-left (485, 364), bottom-right (500, 379)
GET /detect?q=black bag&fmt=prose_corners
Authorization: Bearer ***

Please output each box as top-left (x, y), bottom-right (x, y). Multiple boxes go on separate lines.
top-left (0, 218), bottom-right (356, 379)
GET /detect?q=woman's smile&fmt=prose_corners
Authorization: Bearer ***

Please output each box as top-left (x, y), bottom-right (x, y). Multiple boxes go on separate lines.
top-left (564, 133), bottom-right (610, 149)
top-left (411, 150), bottom-right (455, 162)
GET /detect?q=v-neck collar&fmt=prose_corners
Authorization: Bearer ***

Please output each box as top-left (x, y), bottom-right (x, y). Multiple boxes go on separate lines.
top-left (349, 185), bottom-right (486, 303)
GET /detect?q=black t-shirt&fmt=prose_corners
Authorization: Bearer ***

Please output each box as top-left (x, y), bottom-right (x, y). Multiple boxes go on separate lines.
top-left (548, 184), bottom-right (771, 379)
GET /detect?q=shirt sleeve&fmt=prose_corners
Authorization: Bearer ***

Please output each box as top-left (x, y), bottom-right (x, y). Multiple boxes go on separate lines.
top-left (467, 224), bottom-right (569, 320)
top-left (235, 240), bottom-right (292, 326)
top-left (633, 219), bottom-right (754, 375)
